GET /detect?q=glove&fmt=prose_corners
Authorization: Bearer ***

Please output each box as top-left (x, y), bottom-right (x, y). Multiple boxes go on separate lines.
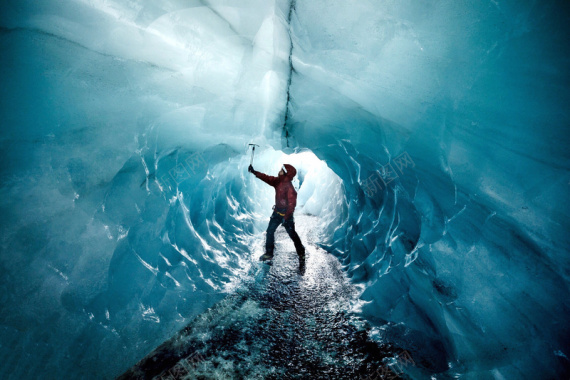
top-left (248, 165), bottom-right (254, 173)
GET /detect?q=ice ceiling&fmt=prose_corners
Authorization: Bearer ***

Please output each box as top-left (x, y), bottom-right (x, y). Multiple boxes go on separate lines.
top-left (0, 0), bottom-right (569, 379)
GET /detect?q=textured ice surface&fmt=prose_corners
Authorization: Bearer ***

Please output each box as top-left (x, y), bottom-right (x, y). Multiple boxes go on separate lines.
top-left (0, 0), bottom-right (569, 379)
top-left (119, 215), bottom-right (408, 379)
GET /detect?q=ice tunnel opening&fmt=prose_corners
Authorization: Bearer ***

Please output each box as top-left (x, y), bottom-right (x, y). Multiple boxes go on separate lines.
top-left (130, 142), bottom-right (349, 304)
top-left (242, 148), bottom-right (346, 236)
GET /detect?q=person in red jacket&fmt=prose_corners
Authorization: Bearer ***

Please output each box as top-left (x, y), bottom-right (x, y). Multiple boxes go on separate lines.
top-left (249, 163), bottom-right (306, 272)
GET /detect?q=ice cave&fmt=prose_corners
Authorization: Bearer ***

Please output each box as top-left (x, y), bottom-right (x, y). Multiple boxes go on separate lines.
top-left (0, 0), bottom-right (569, 379)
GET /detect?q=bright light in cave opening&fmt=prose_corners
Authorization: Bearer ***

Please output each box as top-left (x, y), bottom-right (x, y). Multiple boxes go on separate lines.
top-left (243, 147), bottom-right (346, 236)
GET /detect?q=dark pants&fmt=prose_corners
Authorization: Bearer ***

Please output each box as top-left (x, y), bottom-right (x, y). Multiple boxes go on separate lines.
top-left (265, 211), bottom-right (305, 258)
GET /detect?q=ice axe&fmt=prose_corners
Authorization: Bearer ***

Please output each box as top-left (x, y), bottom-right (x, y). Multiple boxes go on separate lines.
top-left (248, 143), bottom-right (259, 166)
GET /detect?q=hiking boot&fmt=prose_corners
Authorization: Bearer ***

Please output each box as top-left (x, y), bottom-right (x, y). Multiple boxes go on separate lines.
top-left (259, 253), bottom-right (273, 262)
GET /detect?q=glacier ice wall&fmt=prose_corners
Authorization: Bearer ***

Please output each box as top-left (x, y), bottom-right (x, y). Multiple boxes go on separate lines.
top-left (286, 0), bottom-right (570, 378)
top-left (0, 0), bottom-right (569, 379)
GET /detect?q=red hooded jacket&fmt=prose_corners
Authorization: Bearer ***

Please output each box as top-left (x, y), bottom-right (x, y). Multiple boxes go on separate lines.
top-left (253, 164), bottom-right (298, 220)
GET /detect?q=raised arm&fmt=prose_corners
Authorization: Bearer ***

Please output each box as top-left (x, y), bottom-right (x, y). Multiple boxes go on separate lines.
top-left (249, 165), bottom-right (278, 187)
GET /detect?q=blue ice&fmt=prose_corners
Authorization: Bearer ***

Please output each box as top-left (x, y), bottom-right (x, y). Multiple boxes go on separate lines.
top-left (0, 0), bottom-right (568, 379)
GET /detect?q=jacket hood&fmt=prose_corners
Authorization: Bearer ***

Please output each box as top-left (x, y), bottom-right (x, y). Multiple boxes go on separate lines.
top-left (283, 164), bottom-right (296, 180)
